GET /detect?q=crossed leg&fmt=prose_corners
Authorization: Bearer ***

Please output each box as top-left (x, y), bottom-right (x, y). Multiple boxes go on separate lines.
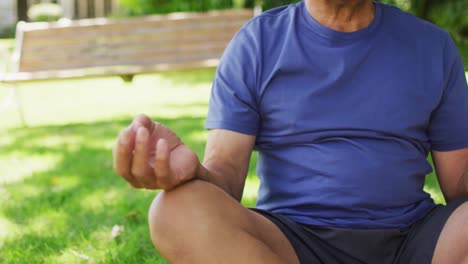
top-left (148, 180), bottom-right (300, 264)
top-left (432, 202), bottom-right (468, 264)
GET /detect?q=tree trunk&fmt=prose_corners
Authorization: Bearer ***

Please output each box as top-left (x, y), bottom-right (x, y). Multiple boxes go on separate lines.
top-left (17, 0), bottom-right (28, 22)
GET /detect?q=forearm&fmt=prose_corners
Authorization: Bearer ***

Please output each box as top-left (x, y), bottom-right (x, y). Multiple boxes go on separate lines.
top-left (195, 162), bottom-right (245, 202)
top-left (432, 149), bottom-right (468, 203)
top-left (456, 165), bottom-right (468, 199)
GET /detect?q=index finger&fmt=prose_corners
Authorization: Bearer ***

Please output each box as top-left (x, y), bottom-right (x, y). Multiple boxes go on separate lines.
top-left (113, 128), bottom-right (142, 188)
top-left (154, 138), bottom-right (176, 190)
top-left (131, 114), bottom-right (154, 133)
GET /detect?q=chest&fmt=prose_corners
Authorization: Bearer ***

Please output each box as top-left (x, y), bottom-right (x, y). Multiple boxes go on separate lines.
top-left (256, 42), bottom-right (443, 138)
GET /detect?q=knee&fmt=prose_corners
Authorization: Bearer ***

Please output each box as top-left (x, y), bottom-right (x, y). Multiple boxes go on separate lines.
top-left (147, 180), bottom-right (215, 252)
top-left (450, 202), bottom-right (468, 231)
top-left (433, 201), bottom-right (468, 263)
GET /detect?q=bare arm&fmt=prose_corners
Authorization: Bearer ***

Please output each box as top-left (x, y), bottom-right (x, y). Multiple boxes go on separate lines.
top-left (431, 148), bottom-right (468, 202)
top-left (197, 129), bottom-right (256, 201)
top-left (113, 115), bottom-right (255, 202)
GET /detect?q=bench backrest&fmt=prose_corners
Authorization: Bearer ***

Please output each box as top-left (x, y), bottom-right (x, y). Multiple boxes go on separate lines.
top-left (13, 9), bottom-right (254, 74)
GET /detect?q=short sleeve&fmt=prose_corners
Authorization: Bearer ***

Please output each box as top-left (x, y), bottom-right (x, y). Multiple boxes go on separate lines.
top-left (428, 35), bottom-right (468, 151)
top-left (204, 22), bottom-right (261, 135)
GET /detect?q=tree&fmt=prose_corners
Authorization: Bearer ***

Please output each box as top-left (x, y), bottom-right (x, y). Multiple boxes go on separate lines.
top-left (17, 0), bottom-right (28, 21)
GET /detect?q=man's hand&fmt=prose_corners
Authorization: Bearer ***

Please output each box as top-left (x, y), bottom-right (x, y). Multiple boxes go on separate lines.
top-left (113, 114), bottom-right (200, 190)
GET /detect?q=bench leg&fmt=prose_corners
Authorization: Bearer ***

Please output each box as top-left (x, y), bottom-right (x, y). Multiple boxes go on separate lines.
top-left (7, 84), bottom-right (27, 127)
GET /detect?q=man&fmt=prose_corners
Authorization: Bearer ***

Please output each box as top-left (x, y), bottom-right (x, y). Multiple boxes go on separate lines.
top-left (113, 0), bottom-right (468, 263)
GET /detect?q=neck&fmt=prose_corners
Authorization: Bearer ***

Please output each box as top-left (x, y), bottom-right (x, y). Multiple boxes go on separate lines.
top-left (305, 0), bottom-right (375, 32)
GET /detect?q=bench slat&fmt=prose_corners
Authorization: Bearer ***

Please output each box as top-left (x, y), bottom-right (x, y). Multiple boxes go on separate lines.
top-left (1, 59), bottom-right (220, 83)
top-left (3, 8), bottom-right (255, 83)
top-left (20, 44), bottom-right (227, 71)
top-left (21, 9), bottom-right (253, 31)
top-left (19, 22), bottom-right (244, 53)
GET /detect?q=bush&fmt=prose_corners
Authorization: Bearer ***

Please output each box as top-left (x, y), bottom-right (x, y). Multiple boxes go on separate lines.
top-left (117, 0), bottom-right (301, 16)
top-left (27, 3), bottom-right (63, 22)
top-left (378, 0), bottom-right (467, 43)
top-left (118, 0), bottom-right (233, 16)
top-left (258, 0), bottom-right (300, 10)
top-left (0, 25), bottom-right (16, 39)
top-left (428, 0), bottom-right (467, 43)
top-left (115, 0), bottom-right (466, 43)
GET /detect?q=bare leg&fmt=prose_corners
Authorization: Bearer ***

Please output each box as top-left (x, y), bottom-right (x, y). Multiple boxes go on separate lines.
top-left (148, 180), bottom-right (299, 264)
top-left (432, 202), bottom-right (468, 263)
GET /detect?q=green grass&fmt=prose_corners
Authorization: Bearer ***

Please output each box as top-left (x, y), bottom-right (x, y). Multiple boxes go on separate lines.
top-left (0, 38), bottom-right (14, 52)
top-left (0, 37), bottom-right (462, 263)
top-left (0, 69), bottom-right (262, 263)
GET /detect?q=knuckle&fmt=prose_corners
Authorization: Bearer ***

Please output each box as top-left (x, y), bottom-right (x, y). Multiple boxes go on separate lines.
top-left (135, 114), bottom-right (152, 128)
top-left (129, 181), bottom-right (142, 189)
top-left (140, 177), bottom-right (157, 189)
top-left (149, 122), bottom-right (156, 134)
top-left (115, 165), bottom-right (129, 177)
top-left (153, 123), bottom-right (162, 132)
top-left (136, 114), bottom-right (147, 120)
top-left (130, 166), bottom-right (142, 178)
top-left (130, 167), bottom-right (142, 178)
top-left (132, 166), bottom-right (153, 180)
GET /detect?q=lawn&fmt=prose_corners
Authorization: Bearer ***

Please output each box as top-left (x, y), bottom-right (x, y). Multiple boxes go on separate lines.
top-left (0, 37), bottom-right (459, 263)
top-left (0, 67), bottom-right (262, 263)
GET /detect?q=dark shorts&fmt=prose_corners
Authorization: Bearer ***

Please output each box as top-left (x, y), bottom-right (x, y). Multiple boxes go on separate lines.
top-left (251, 198), bottom-right (468, 264)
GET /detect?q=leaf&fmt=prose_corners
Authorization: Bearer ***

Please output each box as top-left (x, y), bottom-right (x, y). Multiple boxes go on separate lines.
top-left (124, 210), bottom-right (143, 221)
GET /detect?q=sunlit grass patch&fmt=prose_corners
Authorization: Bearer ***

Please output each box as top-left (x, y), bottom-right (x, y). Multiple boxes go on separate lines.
top-left (0, 155), bottom-right (61, 184)
top-left (0, 68), bottom-right (216, 263)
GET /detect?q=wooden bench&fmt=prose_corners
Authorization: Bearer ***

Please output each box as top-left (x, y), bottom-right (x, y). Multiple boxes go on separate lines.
top-left (0, 8), bottom-right (257, 124)
top-left (0, 8), bottom-right (255, 83)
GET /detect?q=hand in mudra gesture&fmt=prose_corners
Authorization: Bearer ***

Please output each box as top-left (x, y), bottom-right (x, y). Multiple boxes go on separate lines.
top-left (113, 115), bottom-right (200, 190)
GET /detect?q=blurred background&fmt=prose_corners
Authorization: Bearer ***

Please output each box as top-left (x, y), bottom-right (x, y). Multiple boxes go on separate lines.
top-left (1, 0), bottom-right (467, 44)
top-left (0, 0), bottom-right (466, 263)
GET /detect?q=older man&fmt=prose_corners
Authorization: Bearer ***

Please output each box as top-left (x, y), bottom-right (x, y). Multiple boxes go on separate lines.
top-left (113, 0), bottom-right (468, 263)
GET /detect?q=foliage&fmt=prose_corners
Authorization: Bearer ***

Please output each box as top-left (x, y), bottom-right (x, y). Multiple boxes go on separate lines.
top-left (115, 0), bottom-right (467, 43)
top-left (378, 0), bottom-right (467, 43)
top-left (118, 0), bottom-right (233, 16)
top-left (258, 0), bottom-right (468, 42)
top-left (427, 0), bottom-right (467, 43)
top-left (0, 25), bottom-right (16, 39)
top-left (257, 0), bottom-right (300, 10)
top-left (27, 3), bottom-right (63, 22)
top-left (117, 0), bottom-right (304, 15)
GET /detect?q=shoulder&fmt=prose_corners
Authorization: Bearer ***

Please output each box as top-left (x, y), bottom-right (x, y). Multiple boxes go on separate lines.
top-left (240, 2), bottom-right (302, 34)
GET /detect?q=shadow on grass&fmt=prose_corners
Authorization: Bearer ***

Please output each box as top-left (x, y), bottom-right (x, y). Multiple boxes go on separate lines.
top-left (0, 116), bottom-right (208, 263)
top-left (0, 114), bottom-right (260, 263)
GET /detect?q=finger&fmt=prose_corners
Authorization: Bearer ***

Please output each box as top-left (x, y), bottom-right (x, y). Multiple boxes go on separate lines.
top-left (114, 128), bottom-right (142, 188)
top-left (131, 127), bottom-right (156, 187)
top-left (152, 122), bottom-right (180, 148)
top-left (131, 114), bottom-right (153, 132)
top-left (154, 138), bottom-right (174, 189)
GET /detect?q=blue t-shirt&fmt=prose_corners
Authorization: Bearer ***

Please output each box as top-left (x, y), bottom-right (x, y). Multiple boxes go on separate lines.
top-left (205, 1), bottom-right (468, 229)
